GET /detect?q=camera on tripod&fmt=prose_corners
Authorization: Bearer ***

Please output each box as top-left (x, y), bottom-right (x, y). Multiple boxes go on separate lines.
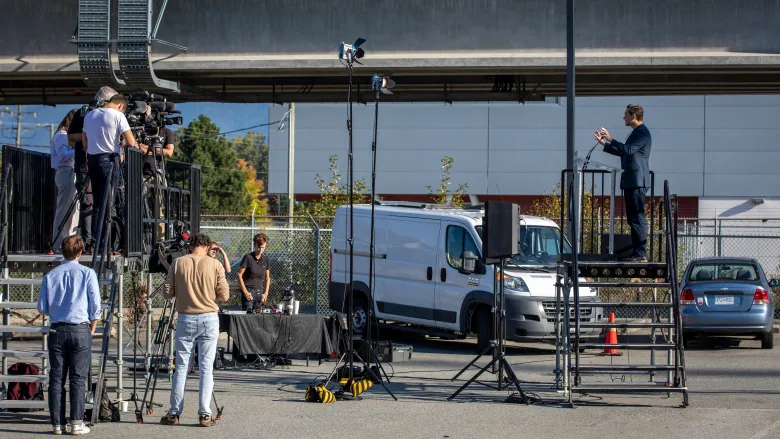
top-left (124, 91), bottom-right (183, 149)
top-left (148, 220), bottom-right (191, 274)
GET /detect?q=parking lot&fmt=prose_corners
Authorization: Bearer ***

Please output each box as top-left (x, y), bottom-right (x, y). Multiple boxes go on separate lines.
top-left (2, 330), bottom-right (780, 439)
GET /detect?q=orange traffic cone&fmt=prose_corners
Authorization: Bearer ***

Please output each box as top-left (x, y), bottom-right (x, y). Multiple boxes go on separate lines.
top-left (601, 312), bottom-right (622, 356)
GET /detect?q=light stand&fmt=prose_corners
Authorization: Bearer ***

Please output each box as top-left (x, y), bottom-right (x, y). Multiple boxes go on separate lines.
top-left (324, 39), bottom-right (395, 401)
top-left (364, 74), bottom-right (395, 386)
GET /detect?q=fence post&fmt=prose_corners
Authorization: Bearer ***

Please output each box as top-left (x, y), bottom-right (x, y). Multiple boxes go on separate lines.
top-left (308, 214), bottom-right (321, 314)
top-left (717, 218), bottom-right (723, 257)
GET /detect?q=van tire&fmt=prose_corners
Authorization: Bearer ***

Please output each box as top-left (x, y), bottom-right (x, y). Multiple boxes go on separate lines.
top-left (474, 307), bottom-right (492, 351)
top-left (351, 295), bottom-right (369, 337)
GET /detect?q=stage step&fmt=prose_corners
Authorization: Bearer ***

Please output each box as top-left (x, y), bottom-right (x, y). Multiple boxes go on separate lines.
top-left (0, 325), bottom-right (50, 334)
top-left (572, 383), bottom-right (687, 393)
top-left (580, 282), bottom-right (671, 288)
top-left (0, 278), bottom-right (114, 286)
top-left (577, 302), bottom-right (673, 308)
top-left (577, 365), bottom-right (679, 374)
top-left (0, 349), bottom-right (49, 358)
top-left (580, 343), bottom-right (676, 350)
top-left (0, 301), bottom-right (39, 310)
top-left (0, 400), bottom-right (93, 410)
top-left (579, 322), bottom-right (675, 329)
top-left (0, 374), bottom-right (48, 383)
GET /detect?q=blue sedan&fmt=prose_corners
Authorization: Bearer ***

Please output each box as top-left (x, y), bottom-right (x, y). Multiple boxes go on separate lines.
top-left (680, 257), bottom-right (775, 349)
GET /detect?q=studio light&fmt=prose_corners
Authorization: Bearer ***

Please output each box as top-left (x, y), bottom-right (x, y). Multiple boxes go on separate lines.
top-left (338, 38), bottom-right (366, 64)
top-left (371, 74), bottom-right (395, 96)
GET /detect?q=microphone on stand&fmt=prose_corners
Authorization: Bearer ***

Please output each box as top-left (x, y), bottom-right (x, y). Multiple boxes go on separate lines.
top-left (582, 141), bottom-right (600, 171)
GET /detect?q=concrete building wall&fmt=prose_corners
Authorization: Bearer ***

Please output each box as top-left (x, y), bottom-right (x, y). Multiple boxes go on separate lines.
top-left (269, 95), bottom-right (780, 202)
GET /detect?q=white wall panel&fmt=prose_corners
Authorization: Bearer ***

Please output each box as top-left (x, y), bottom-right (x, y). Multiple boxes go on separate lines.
top-left (269, 96), bottom-right (780, 199)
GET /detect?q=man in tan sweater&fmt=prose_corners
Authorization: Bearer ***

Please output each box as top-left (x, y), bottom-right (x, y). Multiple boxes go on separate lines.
top-left (160, 233), bottom-right (229, 427)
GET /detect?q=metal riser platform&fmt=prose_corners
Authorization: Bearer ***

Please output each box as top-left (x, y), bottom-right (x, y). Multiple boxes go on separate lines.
top-left (558, 180), bottom-right (688, 407)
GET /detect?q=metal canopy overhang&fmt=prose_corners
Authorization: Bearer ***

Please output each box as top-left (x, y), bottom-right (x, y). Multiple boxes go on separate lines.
top-left (2, 65), bottom-right (780, 105)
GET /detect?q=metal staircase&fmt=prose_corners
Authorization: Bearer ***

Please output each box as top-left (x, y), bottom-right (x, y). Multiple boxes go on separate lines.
top-left (563, 180), bottom-right (688, 407)
top-left (0, 254), bottom-right (118, 416)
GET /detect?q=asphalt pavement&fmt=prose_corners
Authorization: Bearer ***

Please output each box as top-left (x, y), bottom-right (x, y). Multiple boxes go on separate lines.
top-left (2, 332), bottom-right (780, 439)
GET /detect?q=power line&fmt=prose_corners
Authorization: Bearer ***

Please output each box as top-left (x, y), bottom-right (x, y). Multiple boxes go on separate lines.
top-left (174, 119), bottom-right (279, 142)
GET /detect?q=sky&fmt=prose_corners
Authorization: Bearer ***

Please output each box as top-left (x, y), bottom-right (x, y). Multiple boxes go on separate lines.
top-left (0, 102), bottom-right (272, 154)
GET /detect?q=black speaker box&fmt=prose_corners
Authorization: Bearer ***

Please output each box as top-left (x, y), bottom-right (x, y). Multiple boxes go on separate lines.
top-left (482, 200), bottom-right (519, 263)
top-left (599, 233), bottom-right (634, 259)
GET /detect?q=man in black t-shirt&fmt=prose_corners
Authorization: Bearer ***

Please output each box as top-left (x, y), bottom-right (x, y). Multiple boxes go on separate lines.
top-left (237, 233), bottom-right (271, 311)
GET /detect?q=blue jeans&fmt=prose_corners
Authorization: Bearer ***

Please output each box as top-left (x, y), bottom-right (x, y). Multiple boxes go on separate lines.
top-left (87, 153), bottom-right (120, 251)
top-left (48, 323), bottom-right (91, 427)
top-left (168, 313), bottom-right (219, 416)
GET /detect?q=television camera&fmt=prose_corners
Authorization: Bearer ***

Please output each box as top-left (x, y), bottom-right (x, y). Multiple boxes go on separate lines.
top-left (148, 220), bottom-right (191, 274)
top-left (124, 91), bottom-right (183, 152)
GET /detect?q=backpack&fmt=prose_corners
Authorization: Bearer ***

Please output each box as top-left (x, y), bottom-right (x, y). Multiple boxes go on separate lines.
top-left (84, 378), bottom-right (119, 422)
top-left (6, 362), bottom-right (44, 412)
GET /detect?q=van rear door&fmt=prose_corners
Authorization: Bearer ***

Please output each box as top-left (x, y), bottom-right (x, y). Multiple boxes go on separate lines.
top-left (374, 216), bottom-right (441, 327)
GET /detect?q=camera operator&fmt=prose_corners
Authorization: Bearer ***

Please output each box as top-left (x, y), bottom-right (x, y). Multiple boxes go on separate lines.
top-left (160, 233), bottom-right (228, 427)
top-left (67, 86), bottom-right (118, 253)
top-left (82, 94), bottom-right (138, 251)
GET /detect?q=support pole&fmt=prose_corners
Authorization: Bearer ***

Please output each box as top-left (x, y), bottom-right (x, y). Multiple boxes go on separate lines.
top-left (116, 259), bottom-right (125, 402)
top-left (565, 0), bottom-right (576, 243)
top-left (145, 272), bottom-right (153, 380)
top-left (287, 102), bottom-right (296, 222)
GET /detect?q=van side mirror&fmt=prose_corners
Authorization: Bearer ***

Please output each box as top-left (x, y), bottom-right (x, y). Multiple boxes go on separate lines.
top-left (461, 251), bottom-right (477, 275)
top-left (770, 279), bottom-right (780, 288)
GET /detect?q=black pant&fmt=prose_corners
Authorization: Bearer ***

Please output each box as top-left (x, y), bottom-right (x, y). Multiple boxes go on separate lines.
top-left (74, 151), bottom-right (93, 247)
top-left (48, 323), bottom-right (91, 427)
top-left (624, 187), bottom-right (648, 259)
top-left (87, 154), bottom-right (120, 251)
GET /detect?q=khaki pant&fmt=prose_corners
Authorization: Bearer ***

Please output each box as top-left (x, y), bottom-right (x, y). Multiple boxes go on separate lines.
top-left (53, 166), bottom-right (80, 250)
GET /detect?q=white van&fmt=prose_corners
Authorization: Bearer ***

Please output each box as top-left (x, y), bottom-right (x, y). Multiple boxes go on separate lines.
top-left (328, 203), bottom-right (604, 349)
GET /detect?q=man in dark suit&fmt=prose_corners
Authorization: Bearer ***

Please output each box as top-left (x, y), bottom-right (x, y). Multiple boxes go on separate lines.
top-left (595, 104), bottom-right (651, 261)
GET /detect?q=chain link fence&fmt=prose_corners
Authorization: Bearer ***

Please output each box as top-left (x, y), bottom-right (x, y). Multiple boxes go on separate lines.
top-left (5, 216), bottom-right (780, 319)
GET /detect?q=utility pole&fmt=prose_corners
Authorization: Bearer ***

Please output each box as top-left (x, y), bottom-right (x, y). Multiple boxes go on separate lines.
top-left (0, 106), bottom-right (38, 147)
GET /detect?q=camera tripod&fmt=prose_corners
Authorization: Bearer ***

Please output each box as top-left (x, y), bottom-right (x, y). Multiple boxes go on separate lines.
top-left (448, 258), bottom-right (529, 404)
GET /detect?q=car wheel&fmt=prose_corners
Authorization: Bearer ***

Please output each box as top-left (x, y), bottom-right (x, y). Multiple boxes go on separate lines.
top-left (761, 331), bottom-right (774, 349)
top-left (682, 332), bottom-right (693, 349)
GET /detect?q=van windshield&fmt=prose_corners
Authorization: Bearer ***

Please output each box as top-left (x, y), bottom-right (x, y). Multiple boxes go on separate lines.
top-left (511, 225), bottom-right (570, 267)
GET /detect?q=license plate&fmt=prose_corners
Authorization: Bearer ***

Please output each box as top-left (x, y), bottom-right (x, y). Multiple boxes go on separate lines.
top-left (715, 296), bottom-right (735, 305)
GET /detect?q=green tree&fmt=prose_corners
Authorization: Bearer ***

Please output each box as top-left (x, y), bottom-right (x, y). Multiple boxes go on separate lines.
top-left (174, 115), bottom-right (250, 213)
top-left (297, 154), bottom-right (370, 224)
top-left (231, 131), bottom-right (268, 182)
top-left (427, 156), bottom-right (469, 207)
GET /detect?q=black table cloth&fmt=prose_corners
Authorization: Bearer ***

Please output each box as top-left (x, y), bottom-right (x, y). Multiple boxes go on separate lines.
top-left (218, 313), bottom-right (334, 357)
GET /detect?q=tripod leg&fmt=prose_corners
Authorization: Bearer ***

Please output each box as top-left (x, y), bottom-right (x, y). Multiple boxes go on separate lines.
top-left (370, 349), bottom-right (392, 383)
top-left (499, 355), bottom-right (529, 404)
top-left (450, 345), bottom-right (492, 381)
top-left (353, 351), bottom-right (397, 401)
top-left (448, 356), bottom-right (501, 401)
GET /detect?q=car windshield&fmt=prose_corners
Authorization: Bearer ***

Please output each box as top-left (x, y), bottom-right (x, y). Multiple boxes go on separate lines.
top-left (511, 225), bottom-right (570, 267)
top-left (688, 263), bottom-right (759, 282)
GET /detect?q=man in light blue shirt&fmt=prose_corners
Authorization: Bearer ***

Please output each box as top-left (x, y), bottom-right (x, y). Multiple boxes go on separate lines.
top-left (37, 235), bottom-right (101, 435)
